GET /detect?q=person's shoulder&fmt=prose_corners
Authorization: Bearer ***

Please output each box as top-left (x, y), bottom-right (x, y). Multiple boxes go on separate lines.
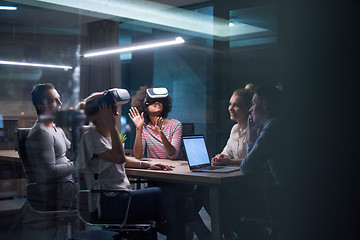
top-left (168, 118), bottom-right (182, 126)
top-left (231, 123), bottom-right (239, 131)
top-left (27, 122), bottom-right (52, 141)
top-left (54, 124), bottom-right (66, 134)
top-left (261, 118), bottom-right (285, 137)
top-left (82, 127), bottom-right (98, 140)
top-left (264, 118), bottom-right (282, 130)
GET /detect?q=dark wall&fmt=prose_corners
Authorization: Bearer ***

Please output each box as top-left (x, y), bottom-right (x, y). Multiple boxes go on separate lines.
top-left (275, 1), bottom-right (359, 239)
top-left (207, 1), bottom-right (360, 239)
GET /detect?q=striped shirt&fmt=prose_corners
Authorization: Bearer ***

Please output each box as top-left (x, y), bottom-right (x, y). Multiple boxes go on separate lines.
top-left (142, 119), bottom-right (182, 160)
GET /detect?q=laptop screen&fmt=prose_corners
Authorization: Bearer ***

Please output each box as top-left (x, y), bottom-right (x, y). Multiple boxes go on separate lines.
top-left (182, 135), bottom-right (210, 168)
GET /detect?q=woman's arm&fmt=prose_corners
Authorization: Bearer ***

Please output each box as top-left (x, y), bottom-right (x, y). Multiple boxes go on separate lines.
top-left (148, 118), bottom-right (182, 159)
top-left (160, 131), bottom-right (176, 157)
top-left (212, 154), bottom-right (243, 166)
top-left (96, 125), bottom-right (126, 164)
top-left (129, 107), bottom-right (145, 159)
top-left (125, 158), bottom-right (172, 170)
top-left (133, 127), bottom-right (144, 159)
top-left (95, 104), bottom-right (126, 164)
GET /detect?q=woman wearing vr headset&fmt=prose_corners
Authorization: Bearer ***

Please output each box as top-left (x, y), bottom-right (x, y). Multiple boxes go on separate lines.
top-left (129, 86), bottom-right (182, 160)
top-left (129, 87), bottom-right (196, 238)
top-left (76, 90), bottom-right (187, 239)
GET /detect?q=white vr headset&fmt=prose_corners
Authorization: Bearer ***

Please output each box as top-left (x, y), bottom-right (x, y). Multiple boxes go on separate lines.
top-left (98, 88), bottom-right (131, 106)
top-left (144, 87), bottom-right (168, 105)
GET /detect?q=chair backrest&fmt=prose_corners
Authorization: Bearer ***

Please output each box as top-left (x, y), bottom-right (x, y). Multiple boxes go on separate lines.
top-left (182, 123), bottom-right (194, 135)
top-left (16, 128), bottom-right (34, 183)
top-left (77, 126), bottom-right (100, 223)
top-left (16, 127), bottom-right (76, 212)
top-left (77, 172), bottom-right (99, 224)
top-left (264, 184), bottom-right (288, 223)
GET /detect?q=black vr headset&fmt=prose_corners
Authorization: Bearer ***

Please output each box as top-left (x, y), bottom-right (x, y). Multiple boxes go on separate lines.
top-left (98, 88), bottom-right (131, 106)
top-left (144, 87), bottom-right (168, 105)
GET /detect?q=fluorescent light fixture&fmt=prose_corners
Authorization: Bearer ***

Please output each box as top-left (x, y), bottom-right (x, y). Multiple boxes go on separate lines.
top-left (0, 6), bottom-right (17, 10)
top-left (0, 60), bottom-right (72, 70)
top-left (84, 37), bottom-right (185, 58)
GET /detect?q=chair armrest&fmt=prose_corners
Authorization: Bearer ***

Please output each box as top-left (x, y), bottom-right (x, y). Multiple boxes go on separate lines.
top-left (26, 179), bottom-right (75, 186)
top-left (80, 189), bottom-right (132, 195)
top-left (129, 179), bottom-right (149, 184)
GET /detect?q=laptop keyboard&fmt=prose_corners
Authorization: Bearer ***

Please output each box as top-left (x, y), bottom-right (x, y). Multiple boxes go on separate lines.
top-left (201, 166), bottom-right (224, 170)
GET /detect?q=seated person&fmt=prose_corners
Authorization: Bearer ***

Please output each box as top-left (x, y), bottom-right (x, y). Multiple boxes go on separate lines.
top-left (222, 86), bottom-right (286, 239)
top-left (76, 90), bottom-right (186, 240)
top-left (240, 85), bottom-right (287, 184)
top-left (212, 88), bottom-right (253, 166)
top-left (26, 83), bottom-right (76, 210)
top-left (129, 87), bottom-right (196, 239)
top-left (129, 86), bottom-right (182, 160)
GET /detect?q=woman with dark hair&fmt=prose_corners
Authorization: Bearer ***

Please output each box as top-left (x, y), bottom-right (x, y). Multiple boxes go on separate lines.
top-left (129, 86), bottom-right (182, 160)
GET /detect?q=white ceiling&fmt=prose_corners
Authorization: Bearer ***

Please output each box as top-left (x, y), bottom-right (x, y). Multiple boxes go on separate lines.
top-left (2, 0), bottom-right (269, 39)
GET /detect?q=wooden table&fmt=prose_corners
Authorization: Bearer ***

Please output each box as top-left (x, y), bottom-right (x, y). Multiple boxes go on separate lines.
top-left (126, 157), bottom-right (246, 240)
top-left (0, 150), bottom-right (21, 164)
top-left (0, 150), bottom-right (26, 199)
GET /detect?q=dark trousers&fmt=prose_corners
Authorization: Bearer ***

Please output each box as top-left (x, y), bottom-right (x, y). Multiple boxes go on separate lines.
top-left (100, 187), bottom-right (161, 223)
top-left (100, 186), bottom-right (187, 240)
top-left (28, 181), bottom-right (78, 211)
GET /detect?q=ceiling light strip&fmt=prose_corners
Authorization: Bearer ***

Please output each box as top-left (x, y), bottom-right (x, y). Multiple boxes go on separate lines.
top-left (0, 60), bottom-right (72, 70)
top-left (0, 6), bottom-right (17, 10)
top-left (84, 37), bottom-right (185, 58)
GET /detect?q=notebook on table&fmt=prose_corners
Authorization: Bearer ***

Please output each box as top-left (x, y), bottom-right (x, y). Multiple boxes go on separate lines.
top-left (182, 135), bottom-right (240, 173)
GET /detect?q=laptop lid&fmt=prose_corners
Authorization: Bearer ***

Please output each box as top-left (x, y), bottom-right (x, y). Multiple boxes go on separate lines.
top-left (182, 135), bottom-right (211, 170)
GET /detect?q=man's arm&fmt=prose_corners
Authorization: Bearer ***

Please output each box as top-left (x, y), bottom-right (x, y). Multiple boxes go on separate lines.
top-left (240, 122), bottom-right (280, 174)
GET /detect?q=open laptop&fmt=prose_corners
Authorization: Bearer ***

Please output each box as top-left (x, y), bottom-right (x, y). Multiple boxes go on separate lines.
top-left (182, 135), bottom-right (240, 173)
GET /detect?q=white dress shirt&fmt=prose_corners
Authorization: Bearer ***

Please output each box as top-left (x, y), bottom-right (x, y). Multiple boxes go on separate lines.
top-left (221, 121), bottom-right (249, 160)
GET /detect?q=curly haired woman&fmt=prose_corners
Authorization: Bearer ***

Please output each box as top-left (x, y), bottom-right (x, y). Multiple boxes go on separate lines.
top-left (129, 86), bottom-right (182, 160)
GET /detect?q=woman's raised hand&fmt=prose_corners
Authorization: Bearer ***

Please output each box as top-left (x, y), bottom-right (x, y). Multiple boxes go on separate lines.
top-left (147, 117), bottom-right (164, 135)
top-left (129, 107), bottom-right (145, 129)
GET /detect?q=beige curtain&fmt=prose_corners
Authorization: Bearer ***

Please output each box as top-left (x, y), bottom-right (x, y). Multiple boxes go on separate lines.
top-left (80, 20), bottom-right (121, 99)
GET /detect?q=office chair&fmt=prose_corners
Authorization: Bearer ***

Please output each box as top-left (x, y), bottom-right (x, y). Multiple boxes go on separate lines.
top-left (12, 128), bottom-right (78, 239)
top-left (180, 123), bottom-right (195, 160)
top-left (182, 123), bottom-right (195, 136)
top-left (237, 183), bottom-right (287, 240)
top-left (262, 184), bottom-right (289, 240)
top-left (76, 126), bottom-right (159, 239)
top-left (77, 173), bottom-right (158, 240)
